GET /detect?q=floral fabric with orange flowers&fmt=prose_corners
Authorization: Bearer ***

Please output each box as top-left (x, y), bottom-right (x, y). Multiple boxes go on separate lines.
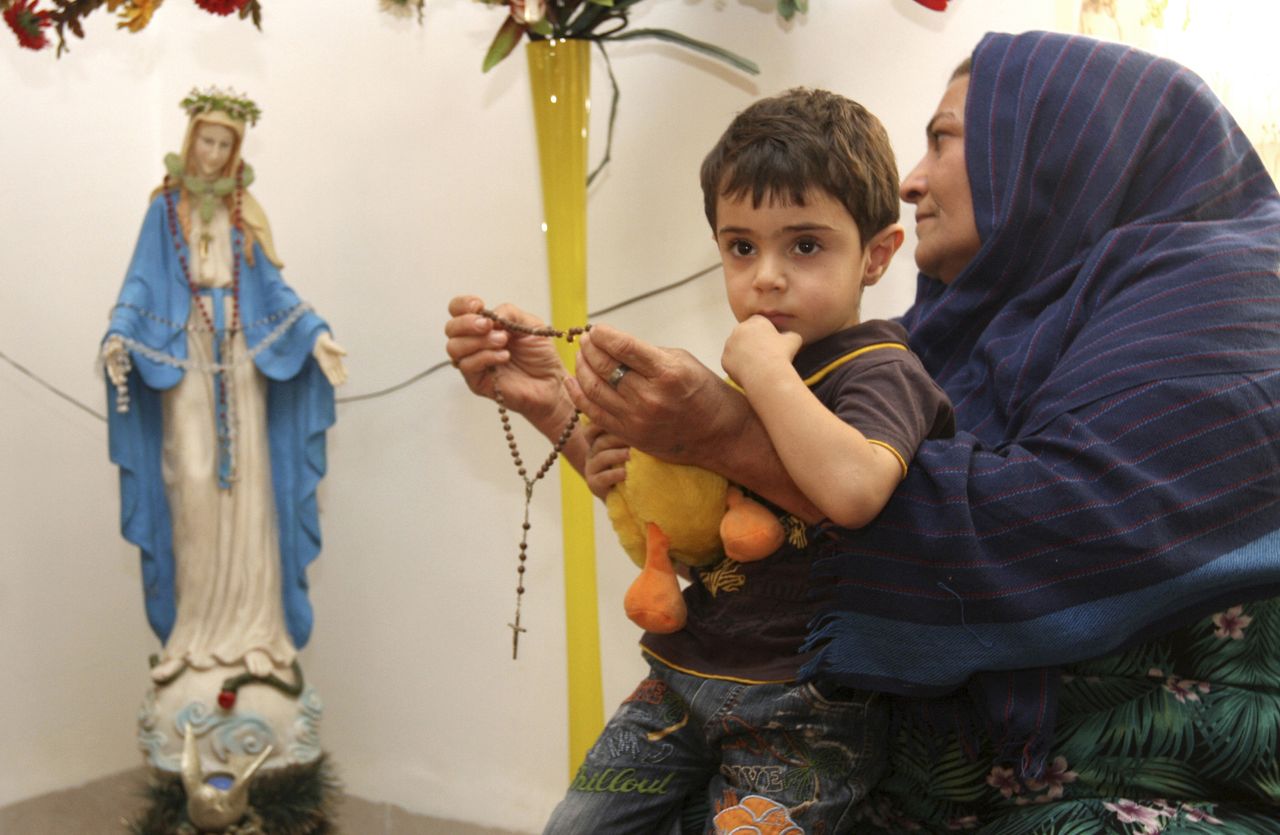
top-left (713, 794), bottom-right (804, 834)
top-left (854, 598), bottom-right (1280, 833)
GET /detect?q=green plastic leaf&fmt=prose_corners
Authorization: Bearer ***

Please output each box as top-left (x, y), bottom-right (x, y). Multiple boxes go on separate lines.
top-left (589, 0), bottom-right (615, 6)
top-left (239, 0), bottom-right (263, 29)
top-left (586, 40), bottom-right (620, 187)
top-left (776, 0), bottom-right (809, 21)
top-left (602, 28), bottom-right (759, 75)
top-left (481, 15), bottom-right (526, 73)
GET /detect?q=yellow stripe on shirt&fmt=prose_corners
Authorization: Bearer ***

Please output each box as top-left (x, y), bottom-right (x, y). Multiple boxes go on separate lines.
top-left (868, 438), bottom-right (909, 478)
top-left (801, 341), bottom-right (908, 387)
top-left (725, 341), bottom-right (913, 477)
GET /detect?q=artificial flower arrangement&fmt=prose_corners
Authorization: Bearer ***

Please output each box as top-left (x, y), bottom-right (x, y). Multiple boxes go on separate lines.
top-left (4, 0), bottom-right (946, 56)
top-left (2, 0), bottom-right (261, 54)
top-left (459, 0), bottom-right (807, 74)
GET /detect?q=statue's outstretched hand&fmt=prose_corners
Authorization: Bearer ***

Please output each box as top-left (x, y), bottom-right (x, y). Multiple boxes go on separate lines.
top-left (313, 331), bottom-right (348, 387)
top-left (102, 335), bottom-right (129, 388)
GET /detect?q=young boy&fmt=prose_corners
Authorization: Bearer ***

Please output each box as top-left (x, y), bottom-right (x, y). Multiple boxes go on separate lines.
top-left (546, 88), bottom-right (954, 833)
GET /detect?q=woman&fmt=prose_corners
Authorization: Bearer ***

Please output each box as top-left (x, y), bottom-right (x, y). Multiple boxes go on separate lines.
top-left (447, 31), bottom-right (1280, 831)
top-left (822, 31), bottom-right (1280, 832)
top-left (104, 89), bottom-right (347, 682)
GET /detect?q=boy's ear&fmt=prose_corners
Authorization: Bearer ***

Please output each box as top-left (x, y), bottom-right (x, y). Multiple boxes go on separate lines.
top-left (861, 223), bottom-right (905, 286)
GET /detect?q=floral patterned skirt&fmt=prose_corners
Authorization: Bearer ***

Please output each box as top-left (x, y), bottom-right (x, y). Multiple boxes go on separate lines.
top-left (854, 598), bottom-right (1280, 834)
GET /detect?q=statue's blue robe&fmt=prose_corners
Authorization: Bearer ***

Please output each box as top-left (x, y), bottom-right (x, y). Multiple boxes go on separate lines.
top-left (106, 192), bottom-right (334, 650)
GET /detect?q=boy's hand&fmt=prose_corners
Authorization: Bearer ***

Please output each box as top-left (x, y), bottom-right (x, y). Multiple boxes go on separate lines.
top-left (583, 422), bottom-right (630, 500)
top-left (722, 315), bottom-right (803, 387)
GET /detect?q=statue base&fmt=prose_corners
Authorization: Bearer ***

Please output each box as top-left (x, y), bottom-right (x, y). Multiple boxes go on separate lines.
top-left (133, 658), bottom-right (336, 833)
top-left (139, 661), bottom-right (324, 772)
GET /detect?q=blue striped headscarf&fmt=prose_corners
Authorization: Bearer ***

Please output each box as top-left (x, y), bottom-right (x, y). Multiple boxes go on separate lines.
top-left (803, 30), bottom-right (1280, 773)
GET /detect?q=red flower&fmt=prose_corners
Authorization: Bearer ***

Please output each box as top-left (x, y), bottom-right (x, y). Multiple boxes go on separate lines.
top-left (913, 0), bottom-right (948, 10)
top-left (4, 0), bottom-right (51, 50)
top-left (194, 0), bottom-right (248, 16)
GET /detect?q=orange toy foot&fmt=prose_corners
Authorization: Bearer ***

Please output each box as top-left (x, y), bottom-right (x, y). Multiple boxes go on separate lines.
top-left (623, 522), bottom-right (687, 633)
top-left (720, 487), bottom-right (785, 562)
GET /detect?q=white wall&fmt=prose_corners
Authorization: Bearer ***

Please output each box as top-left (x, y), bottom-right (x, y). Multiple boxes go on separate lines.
top-left (0, 0), bottom-right (1075, 830)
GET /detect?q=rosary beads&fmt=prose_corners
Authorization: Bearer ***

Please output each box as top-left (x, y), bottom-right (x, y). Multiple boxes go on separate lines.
top-left (482, 309), bottom-right (589, 660)
top-left (479, 308), bottom-right (589, 342)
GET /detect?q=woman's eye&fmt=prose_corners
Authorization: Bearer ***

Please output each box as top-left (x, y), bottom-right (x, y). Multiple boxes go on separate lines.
top-left (931, 130), bottom-right (960, 151)
top-left (929, 130), bottom-right (955, 152)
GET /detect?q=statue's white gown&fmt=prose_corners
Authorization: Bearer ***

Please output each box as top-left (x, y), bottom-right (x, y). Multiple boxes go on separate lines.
top-left (155, 203), bottom-right (295, 677)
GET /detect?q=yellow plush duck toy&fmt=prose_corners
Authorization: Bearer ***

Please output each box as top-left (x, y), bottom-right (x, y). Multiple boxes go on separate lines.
top-left (606, 450), bottom-right (786, 633)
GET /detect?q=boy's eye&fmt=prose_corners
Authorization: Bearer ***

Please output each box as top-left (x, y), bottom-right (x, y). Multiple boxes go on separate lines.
top-left (730, 240), bottom-right (754, 257)
top-left (793, 238), bottom-right (820, 255)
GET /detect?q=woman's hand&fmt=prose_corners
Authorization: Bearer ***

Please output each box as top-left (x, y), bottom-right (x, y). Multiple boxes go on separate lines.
top-left (444, 295), bottom-right (579, 454)
top-left (444, 295), bottom-right (569, 423)
top-left (567, 322), bottom-right (821, 521)
top-left (583, 421), bottom-right (630, 500)
top-left (313, 331), bottom-right (348, 387)
top-left (566, 323), bottom-right (750, 465)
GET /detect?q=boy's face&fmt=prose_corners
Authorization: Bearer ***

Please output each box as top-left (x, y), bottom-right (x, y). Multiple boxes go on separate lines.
top-left (716, 187), bottom-right (896, 346)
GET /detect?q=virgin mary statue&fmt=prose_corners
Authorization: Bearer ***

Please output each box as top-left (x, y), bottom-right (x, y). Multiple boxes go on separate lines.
top-left (102, 87), bottom-right (346, 688)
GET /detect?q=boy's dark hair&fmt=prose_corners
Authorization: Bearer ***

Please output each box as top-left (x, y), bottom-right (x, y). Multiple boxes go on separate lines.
top-left (700, 88), bottom-right (899, 244)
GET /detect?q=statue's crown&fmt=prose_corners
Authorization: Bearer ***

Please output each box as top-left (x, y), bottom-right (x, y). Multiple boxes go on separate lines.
top-left (180, 86), bottom-right (262, 126)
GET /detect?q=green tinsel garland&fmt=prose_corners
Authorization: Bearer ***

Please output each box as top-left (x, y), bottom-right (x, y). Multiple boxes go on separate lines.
top-left (128, 755), bottom-right (339, 835)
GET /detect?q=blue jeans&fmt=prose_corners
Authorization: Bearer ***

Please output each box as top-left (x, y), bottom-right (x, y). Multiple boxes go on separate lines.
top-left (543, 658), bottom-right (886, 834)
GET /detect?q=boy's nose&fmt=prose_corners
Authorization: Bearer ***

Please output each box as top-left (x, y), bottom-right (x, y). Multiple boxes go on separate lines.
top-left (752, 257), bottom-right (786, 291)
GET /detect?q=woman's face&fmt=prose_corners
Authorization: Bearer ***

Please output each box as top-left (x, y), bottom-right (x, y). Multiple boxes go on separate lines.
top-left (900, 75), bottom-right (981, 284)
top-left (192, 122), bottom-right (236, 180)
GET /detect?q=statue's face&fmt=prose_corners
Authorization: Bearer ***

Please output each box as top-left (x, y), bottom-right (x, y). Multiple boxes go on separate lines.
top-left (192, 122), bottom-right (236, 180)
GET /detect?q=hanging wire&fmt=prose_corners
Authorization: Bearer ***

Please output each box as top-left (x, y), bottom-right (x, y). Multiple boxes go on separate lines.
top-left (336, 362), bottom-right (450, 405)
top-left (1, 261), bottom-right (720, 421)
top-left (586, 261), bottom-right (718, 319)
top-left (0, 348), bottom-right (107, 423)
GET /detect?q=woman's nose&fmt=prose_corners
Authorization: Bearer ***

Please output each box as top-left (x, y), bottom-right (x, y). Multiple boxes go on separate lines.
top-left (900, 160), bottom-right (927, 203)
